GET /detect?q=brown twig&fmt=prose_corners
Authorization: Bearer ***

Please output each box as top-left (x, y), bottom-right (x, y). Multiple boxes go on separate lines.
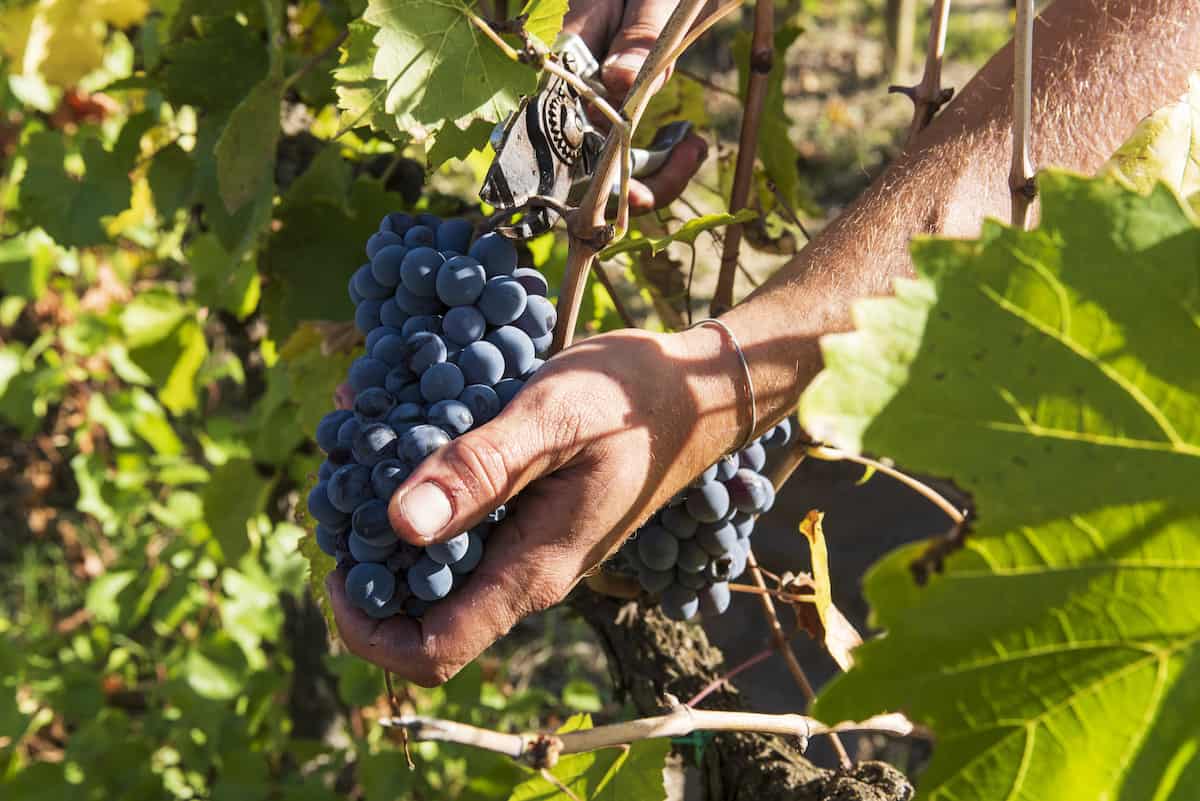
top-left (1009, 0), bottom-right (1037, 228)
top-left (744, 549), bottom-right (852, 768)
top-left (384, 671), bottom-right (416, 768)
top-left (540, 768), bottom-right (584, 801)
top-left (712, 0), bottom-right (774, 317)
top-left (677, 67), bottom-right (741, 99)
top-left (686, 647), bottom-right (775, 706)
top-left (889, 0), bottom-right (953, 144)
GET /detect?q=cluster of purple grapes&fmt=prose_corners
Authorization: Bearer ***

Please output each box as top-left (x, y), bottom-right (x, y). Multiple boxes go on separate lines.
top-left (616, 418), bottom-right (793, 621)
top-left (306, 212), bottom-right (555, 619)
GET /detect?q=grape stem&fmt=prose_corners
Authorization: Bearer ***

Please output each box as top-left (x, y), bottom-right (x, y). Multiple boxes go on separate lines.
top-left (743, 548), bottom-right (852, 767)
top-left (381, 707), bottom-right (913, 769)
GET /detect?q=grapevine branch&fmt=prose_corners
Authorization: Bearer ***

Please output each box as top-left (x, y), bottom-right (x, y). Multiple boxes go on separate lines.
top-left (1009, 0), bottom-right (1037, 228)
top-left (382, 707), bottom-right (913, 768)
top-left (804, 445), bottom-right (965, 525)
top-left (713, 0), bottom-right (773, 316)
top-left (551, 0), bottom-right (733, 354)
top-left (889, 0), bottom-right (953, 144)
top-left (768, 434), bottom-right (965, 526)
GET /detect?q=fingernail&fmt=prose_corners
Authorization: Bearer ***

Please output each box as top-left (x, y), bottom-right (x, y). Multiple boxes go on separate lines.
top-left (400, 483), bottom-right (452, 541)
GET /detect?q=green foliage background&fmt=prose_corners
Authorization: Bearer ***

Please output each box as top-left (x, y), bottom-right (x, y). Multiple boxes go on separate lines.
top-left (0, 1), bottom-right (633, 799)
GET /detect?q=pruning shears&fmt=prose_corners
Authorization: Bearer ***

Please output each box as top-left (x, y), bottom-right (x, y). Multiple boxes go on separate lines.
top-left (479, 34), bottom-right (693, 239)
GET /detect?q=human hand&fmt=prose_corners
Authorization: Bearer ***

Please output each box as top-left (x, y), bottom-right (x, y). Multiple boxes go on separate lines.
top-left (326, 326), bottom-right (743, 685)
top-left (561, 0), bottom-right (710, 213)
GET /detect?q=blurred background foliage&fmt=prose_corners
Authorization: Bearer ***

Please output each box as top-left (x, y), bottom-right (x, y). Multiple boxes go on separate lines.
top-left (0, 0), bottom-right (1008, 798)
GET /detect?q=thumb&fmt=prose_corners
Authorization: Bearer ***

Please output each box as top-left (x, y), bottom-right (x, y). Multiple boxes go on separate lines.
top-left (386, 402), bottom-right (566, 545)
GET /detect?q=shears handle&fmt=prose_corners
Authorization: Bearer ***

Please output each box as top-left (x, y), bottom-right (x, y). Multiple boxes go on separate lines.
top-left (630, 121), bottom-right (694, 178)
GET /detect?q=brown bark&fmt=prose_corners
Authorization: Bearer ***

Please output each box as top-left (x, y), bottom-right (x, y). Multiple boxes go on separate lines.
top-left (570, 591), bottom-right (913, 801)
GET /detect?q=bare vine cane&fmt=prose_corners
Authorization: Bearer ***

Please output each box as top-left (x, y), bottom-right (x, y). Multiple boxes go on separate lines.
top-left (713, 0), bottom-right (772, 317)
top-left (381, 707), bottom-right (915, 767)
top-left (1009, 0), bottom-right (1037, 228)
top-left (889, 0), bottom-right (953, 144)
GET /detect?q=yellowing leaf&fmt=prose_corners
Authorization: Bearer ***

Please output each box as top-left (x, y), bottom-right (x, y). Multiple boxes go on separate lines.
top-left (93, 0), bottom-right (150, 28)
top-left (1103, 72), bottom-right (1200, 198)
top-left (799, 510), bottom-right (860, 671)
top-left (0, 0), bottom-right (149, 87)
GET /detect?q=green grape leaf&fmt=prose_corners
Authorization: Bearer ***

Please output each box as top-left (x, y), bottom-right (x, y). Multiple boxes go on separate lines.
top-left (519, 0), bottom-right (568, 48)
top-left (1103, 73), bottom-right (1200, 199)
top-left (215, 71), bottom-right (284, 214)
top-left (19, 131), bottom-right (133, 248)
top-left (733, 24), bottom-right (801, 207)
top-left (202, 459), bottom-right (275, 563)
top-left (185, 635), bottom-right (250, 700)
top-left (188, 233), bottom-right (262, 320)
top-left (261, 148), bottom-right (406, 337)
top-left (299, 523), bottom-right (337, 635)
top-left (802, 171), bottom-right (1200, 801)
top-left (146, 143), bottom-right (197, 220)
top-left (634, 73), bottom-right (709, 149)
top-left (333, 19), bottom-right (403, 139)
top-left (120, 291), bottom-right (193, 348)
top-left (561, 680), bottom-right (602, 713)
top-left (427, 117), bottom-right (494, 170)
top-left (120, 293), bottom-right (210, 414)
top-left (280, 323), bottom-right (359, 438)
top-left (0, 230), bottom-right (54, 300)
top-left (362, 0), bottom-right (536, 137)
top-left (161, 17), bottom-right (270, 114)
top-left (598, 209), bottom-right (758, 260)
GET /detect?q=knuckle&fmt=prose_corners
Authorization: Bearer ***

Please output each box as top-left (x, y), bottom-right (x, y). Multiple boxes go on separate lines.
top-left (440, 432), bottom-right (512, 507)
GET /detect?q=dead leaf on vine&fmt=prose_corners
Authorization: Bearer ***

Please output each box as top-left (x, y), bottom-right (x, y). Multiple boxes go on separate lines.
top-left (799, 510), bottom-right (862, 671)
